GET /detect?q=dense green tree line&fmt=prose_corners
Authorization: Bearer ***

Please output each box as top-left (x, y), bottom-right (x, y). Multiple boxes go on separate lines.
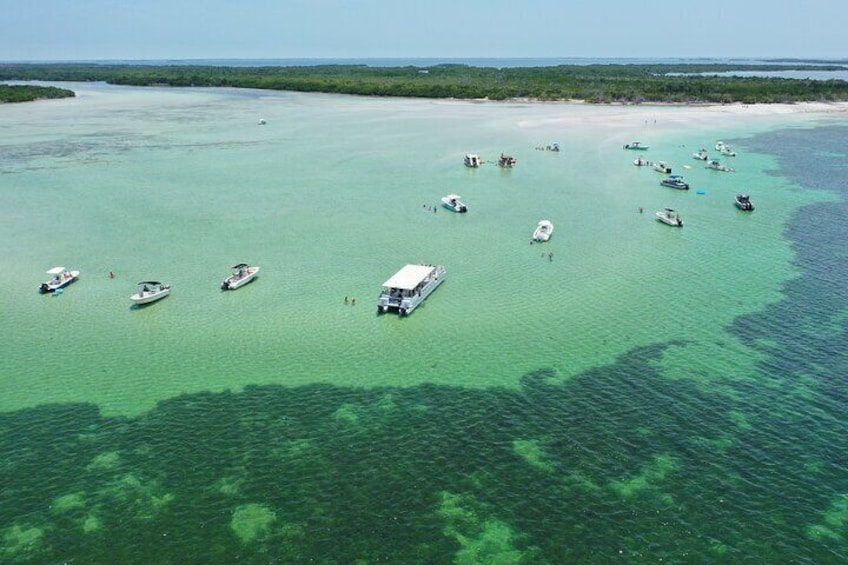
top-left (2, 63), bottom-right (848, 103)
top-left (0, 84), bottom-right (75, 103)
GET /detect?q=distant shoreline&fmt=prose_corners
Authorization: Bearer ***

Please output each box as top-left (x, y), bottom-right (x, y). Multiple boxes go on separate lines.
top-left (3, 62), bottom-right (848, 104)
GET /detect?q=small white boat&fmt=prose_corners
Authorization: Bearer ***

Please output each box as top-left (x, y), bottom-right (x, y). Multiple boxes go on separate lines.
top-left (130, 281), bottom-right (171, 305)
top-left (735, 194), bottom-right (755, 211)
top-left (378, 264), bottom-right (446, 317)
top-left (652, 161), bottom-right (672, 174)
top-left (715, 141), bottom-right (737, 156)
top-left (464, 154), bottom-right (483, 167)
top-left (441, 194), bottom-right (468, 213)
top-left (706, 160), bottom-right (733, 172)
top-left (221, 263), bottom-right (260, 290)
top-left (656, 208), bottom-right (683, 227)
top-left (623, 141), bottom-right (649, 151)
top-left (498, 154), bottom-right (517, 168)
top-left (634, 156), bottom-right (649, 166)
top-left (693, 148), bottom-right (709, 160)
top-left (39, 266), bottom-right (79, 294)
top-left (660, 175), bottom-right (690, 190)
top-left (533, 220), bottom-right (554, 242)
top-left (258, 118), bottom-right (266, 125)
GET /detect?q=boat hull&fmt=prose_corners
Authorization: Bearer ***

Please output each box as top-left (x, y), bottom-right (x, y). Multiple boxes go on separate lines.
top-left (130, 288), bottom-right (170, 305)
top-left (656, 213), bottom-right (683, 227)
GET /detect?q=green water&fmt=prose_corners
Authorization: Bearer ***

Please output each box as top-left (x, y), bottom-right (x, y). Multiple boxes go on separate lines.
top-left (1, 85), bottom-right (828, 416)
top-left (2, 84), bottom-right (847, 563)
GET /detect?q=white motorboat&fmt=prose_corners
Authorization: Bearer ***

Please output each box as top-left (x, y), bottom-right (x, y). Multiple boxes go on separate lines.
top-left (221, 263), bottom-right (260, 290)
top-left (377, 264), bottom-right (446, 317)
top-left (715, 141), bottom-right (737, 156)
top-left (735, 194), bottom-right (755, 211)
top-left (532, 220), bottom-right (554, 242)
top-left (660, 175), bottom-right (690, 190)
top-left (441, 194), bottom-right (468, 213)
top-left (623, 141), bottom-right (649, 151)
top-left (130, 281), bottom-right (171, 305)
top-left (706, 160), bottom-right (733, 172)
top-left (464, 153), bottom-right (483, 167)
top-left (39, 266), bottom-right (79, 294)
top-left (693, 148), bottom-right (709, 161)
top-left (652, 161), bottom-right (672, 174)
top-left (656, 208), bottom-right (683, 227)
top-left (498, 154), bottom-right (517, 168)
top-left (634, 156), bottom-right (649, 166)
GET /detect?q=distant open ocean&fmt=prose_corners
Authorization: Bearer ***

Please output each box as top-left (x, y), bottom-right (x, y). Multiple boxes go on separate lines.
top-left (19, 57), bottom-right (848, 68)
top-left (1, 81), bottom-right (847, 563)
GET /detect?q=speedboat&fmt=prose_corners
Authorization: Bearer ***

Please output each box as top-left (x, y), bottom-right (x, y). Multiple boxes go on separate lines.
top-left (706, 160), bottom-right (732, 172)
top-left (378, 264), bottom-right (446, 317)
top-left (735, 194), bottom-right (755, 211)
top-left (221, 263), bottom-right (260, 290)
top-left (652, 161), bottom-right (672, 174)
top-left (464, 154), bottom-right (483, 167)
top-left (498, 154), bottom-right (517, 168)
top-left (634, 156), bottom-right (649, 166)
top-left (660, 175), bottom-right (690, 190)
top-left (533, 220), bottom-right (554, 242)
top-left (130, 281), bottom-right (171, 305)
top-left (656, 208), bottom-right (683, 227)
top-left (441, 194), bottom-right (468, 213)
top-left (693, 148), bottom-right (709, 161)
top-left (39, 266), bottom-right (79, 294)
top-left (623, 141), bottom-right (649, 150)
top-left (715, 141), bottom-right (737, 156)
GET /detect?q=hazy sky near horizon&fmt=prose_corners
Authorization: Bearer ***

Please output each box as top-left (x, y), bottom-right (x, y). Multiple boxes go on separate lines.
top-left (2, 0), bottom-right (845, 61)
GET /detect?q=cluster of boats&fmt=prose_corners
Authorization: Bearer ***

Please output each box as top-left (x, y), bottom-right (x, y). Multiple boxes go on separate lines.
top-left (464, 152), bottom-right (519, 169)
top-left (629, 139), bottom-right (754, 228)
top-left (39, 263), bottom-right (261, 305)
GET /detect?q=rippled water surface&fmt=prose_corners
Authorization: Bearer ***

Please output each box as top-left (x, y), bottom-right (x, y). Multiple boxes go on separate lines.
top-left (1, 84), bottom-right (846, 562)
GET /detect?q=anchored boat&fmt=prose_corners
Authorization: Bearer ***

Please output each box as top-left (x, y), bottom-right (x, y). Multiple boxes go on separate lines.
top-left (377, 264), bottom-right (446, 317)
top-left (656, 208), bottom-right (683, 227)
top-left (221, 263), bottom-right (260, 290)
top-left (735, 194), bottom-right (755, 211)
top-left (39, 266), bottom-right (79, 294)
top-left (532, 220), bottom-right (554, 242)
top-left (464, 154), bottom-right (483, 168)
top-left (130, 281), bottom-right (171, 305)
top-left (660, 175), bottom-right (690, 190)
top-left (441, 194), bottom-right (468, 213)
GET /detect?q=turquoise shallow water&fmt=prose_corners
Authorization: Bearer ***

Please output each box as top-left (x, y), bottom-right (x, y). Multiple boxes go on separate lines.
top-left (1, 84), bottom-right (847, 562)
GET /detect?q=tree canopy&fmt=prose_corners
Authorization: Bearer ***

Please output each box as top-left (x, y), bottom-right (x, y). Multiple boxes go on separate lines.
top-left (2, 63), bottom-right (848, 104)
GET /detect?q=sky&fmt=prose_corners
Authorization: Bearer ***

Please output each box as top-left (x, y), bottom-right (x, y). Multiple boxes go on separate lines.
top-left (1, 0), bottom-right (845, 62)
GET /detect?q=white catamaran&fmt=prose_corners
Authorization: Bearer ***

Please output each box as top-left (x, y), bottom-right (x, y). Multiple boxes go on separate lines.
top-left (377, 264), bottom-right (446, 317)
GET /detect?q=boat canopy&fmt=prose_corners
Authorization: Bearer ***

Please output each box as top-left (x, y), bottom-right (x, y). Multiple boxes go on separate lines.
top-left (231, 263), bottom-right (249, 269)
top-left (382, 264), bottom-right (436, 290)
top-left (444, 193), bottom-right (461, 200)
top-left (137, 281), bottom-right (162, 285)
top-left (47, 266), bottom-right (66, 275)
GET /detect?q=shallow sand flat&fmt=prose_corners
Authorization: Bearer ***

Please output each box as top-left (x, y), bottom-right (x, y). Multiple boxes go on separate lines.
top-left (0, 83), bottom-right (844, 416)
